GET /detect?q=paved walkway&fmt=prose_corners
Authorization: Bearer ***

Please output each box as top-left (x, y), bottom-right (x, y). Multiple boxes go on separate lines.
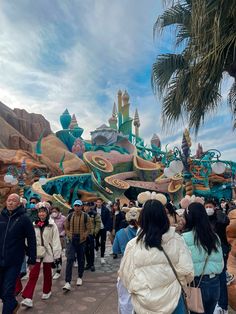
top-left (0, 242), bottom-right (235, 314)
top-left (1, 242), bottom-right (121, 314)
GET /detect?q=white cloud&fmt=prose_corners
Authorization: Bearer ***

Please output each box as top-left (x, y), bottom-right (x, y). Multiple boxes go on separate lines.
top-left (0, 0), bottom-right (235, 162)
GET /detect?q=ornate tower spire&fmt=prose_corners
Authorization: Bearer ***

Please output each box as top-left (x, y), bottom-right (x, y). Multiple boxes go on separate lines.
top-left (133, 108), bottom-right (140, 138)
top-left (151, 133), bottom-right (161, 148)
top-left (121, 90), bottom-right (130, 123)
top-left (69, 114), bottom-right (78, 129)
top-left (117, 90), bottom-right (123, 128)
top-left (109, 102), bottom-right (118, 130)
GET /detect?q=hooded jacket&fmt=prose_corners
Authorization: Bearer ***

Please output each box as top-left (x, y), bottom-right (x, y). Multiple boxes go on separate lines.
top-left (0, 205), bottom-right (36, 267)
top-left (51, 213), bottom-right (66, 237)
top-left (34, 218), bottom-right (61, 263)
top-left (119, 227), bottom-right (194, 314)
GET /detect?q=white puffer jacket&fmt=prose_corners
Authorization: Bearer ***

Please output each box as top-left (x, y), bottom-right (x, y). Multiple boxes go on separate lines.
top-left (34, 218), bottom-right (62, 263)
top-left (119, 227), bottom-right (194, 314)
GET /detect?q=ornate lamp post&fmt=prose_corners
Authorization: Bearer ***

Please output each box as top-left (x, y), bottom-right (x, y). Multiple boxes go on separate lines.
top-left (4, 159), bottom-right (47, 197)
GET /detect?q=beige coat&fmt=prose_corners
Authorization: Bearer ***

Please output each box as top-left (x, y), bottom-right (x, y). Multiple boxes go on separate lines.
top-left (119, 227), bottom-right (194, 314)
top-left (34, 218), bottom-right (62, 263)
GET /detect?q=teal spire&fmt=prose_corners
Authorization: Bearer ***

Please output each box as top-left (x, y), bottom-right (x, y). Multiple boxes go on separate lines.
top-left (60, 109), bottom-right (72, 129)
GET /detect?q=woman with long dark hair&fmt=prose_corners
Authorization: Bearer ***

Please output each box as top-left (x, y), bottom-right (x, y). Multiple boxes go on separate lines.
top-left (183, 202), bottom-right (224, 314)
top-left (119, 198), bottom-right (194, 314)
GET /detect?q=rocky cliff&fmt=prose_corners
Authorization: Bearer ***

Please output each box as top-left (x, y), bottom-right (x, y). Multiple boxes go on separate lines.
top-left (0, 101), bottom-right (52, 151)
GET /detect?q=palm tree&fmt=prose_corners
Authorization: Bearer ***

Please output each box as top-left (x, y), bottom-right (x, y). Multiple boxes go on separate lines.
top-left (152, 0), bottom-right (236, 132)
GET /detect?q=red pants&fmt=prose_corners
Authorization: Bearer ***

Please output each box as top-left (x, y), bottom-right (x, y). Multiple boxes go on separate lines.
top-left (15, 277), bottom-right (23, 296)
top-left (22, 262), bottom-right (52, 299)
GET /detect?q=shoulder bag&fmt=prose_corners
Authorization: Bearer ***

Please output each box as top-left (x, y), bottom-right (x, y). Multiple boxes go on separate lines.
top-left (37, 228), bottom-right (46, 259)
top-left (185, 256), bottom-right (209, 313)
top-left (162, 248), bottom-right (208, 314)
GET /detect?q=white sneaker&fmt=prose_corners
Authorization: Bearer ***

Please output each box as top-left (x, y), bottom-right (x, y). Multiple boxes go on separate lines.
top-left (214, 304), bottom-right (228, 314)
top-left (73, 261), bottom-right (78, 267)
top-left (21, 273), bottom-right (29, 280)
top-left (76, 278), bottom-right (82, 286)
top-left (63, 282), bottom-right (71, 291)
top-left (101, 257), bottom-right (105, 265)
top-left (53, 273), bottom-right (61, 280)
top-left (41, 292), bottom-right (51, 300)
top-left (21, 298), bottom-right (33, 308)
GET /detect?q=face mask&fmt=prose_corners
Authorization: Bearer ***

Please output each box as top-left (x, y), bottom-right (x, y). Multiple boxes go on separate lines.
top-left (205, 207), bottom-right (214, 216)
top-left (51, 212), bottom-right (58, 218)
top-left (30, 203), bottom-right (36, 209)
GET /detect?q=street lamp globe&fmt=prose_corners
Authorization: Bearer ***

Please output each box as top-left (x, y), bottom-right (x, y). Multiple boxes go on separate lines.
top-left (4, 174), bottom-right (14, 183)
top-left (39, 176), bottom-right (47, 185)
top-left (211, 162), bottom-right (226, 174)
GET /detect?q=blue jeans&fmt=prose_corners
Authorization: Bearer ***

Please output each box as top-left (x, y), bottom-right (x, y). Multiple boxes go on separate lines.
top-left (20, 257), bottom-right (27, 275)
top-left (172, 294), bottom-right (187, 314)
top-left (191, 275), bottom-right (220, 314)
top-left (0, 264), bottom-right (21, 314)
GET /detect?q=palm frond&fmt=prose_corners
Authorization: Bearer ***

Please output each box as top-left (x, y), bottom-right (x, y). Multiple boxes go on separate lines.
top-left (151, 53), bottom-right (187, 94)
top-left (153, 2), bottom-right (191, 39)
top-left (161, 70), bottom-right (190, 126)
top-left (153, 0), bottom-right (236, 133)
top-left (228, 81), bottom-right (236, 130)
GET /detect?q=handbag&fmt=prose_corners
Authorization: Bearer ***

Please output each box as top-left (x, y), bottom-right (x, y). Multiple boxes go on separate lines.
top-left (37, 245), bottom-right (46, 258)
top-left (185, 257), bottom-right (209, 313)
top-left (36, 228), bottom-right (46, 259)
top-left (162, 248), bottom-right (208, 314)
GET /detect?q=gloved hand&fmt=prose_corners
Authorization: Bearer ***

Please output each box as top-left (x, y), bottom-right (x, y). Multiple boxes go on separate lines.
top-left (54, 258), bottom-right (62, 270)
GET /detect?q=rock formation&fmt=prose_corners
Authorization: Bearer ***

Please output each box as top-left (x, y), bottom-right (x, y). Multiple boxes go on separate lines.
top-left (0, 101), bottom-right (52, 151)
top-left (0, 149), bottom-right (62, 208)
top-left (40, 134), bottom-right (89, 174)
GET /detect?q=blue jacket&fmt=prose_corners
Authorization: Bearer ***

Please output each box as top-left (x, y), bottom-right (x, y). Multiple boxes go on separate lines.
top-left (113, 226), bottom-right (137, 255)
top-left (0, 205), bottom-right (37, 267)
top-left (182, 230), bottom-right (223, 277)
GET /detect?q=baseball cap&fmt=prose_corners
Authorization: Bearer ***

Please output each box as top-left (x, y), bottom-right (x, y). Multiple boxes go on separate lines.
top-left (73, 200), bottom-right (83, 206)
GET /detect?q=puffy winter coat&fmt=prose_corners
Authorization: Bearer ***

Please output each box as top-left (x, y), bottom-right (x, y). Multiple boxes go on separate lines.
top-left (51, 213), bottom-right (66, 237)
top-left (119, 227), bottom-right (194, 314)
top-left (0, 206), bottom-right (36, 267)
top-left (87, 209), bottom-right (101, 236)
top-left (34, 218), bottom-right (61, 263)
top-left (182, 230), bottom-right (224, 276)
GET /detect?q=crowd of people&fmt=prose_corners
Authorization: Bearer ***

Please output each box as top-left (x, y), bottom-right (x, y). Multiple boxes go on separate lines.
top-left (0, 191), bottom-right (235, 314)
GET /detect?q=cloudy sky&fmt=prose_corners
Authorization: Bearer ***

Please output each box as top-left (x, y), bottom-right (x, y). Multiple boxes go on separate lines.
top-left (0, 0), bottom-right (235, 161)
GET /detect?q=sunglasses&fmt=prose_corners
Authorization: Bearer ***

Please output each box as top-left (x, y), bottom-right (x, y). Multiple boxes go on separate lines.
top-left (30, 202), bottom-right (36, 204)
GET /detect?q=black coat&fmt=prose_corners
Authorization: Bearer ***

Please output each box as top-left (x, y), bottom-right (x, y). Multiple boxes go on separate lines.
top-left (209, 210), bottom-right (230, 251)
top-left (94, 205), bottom-right (112, 232)
top-left (0, 205), bottom-right (36, 267)
top-left (112, 211), bottom-right (126, 233)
